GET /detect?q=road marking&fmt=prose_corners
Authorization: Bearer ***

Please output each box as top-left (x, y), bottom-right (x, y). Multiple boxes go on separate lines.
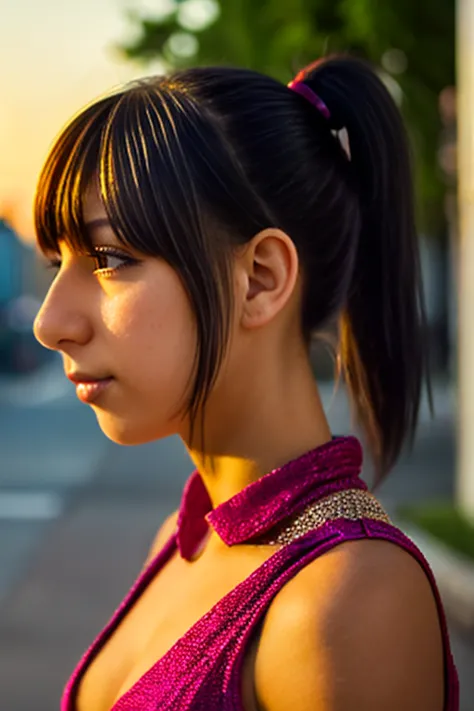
top-left (0, 492), bottom-right (63, 520)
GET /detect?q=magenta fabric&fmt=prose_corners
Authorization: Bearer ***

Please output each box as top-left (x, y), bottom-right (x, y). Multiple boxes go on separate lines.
top-left (62, 436), bottom-right (459, 710)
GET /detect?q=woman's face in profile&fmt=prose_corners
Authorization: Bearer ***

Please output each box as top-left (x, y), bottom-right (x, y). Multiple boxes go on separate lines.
top-left (33, 183), bottom-right (198, 446)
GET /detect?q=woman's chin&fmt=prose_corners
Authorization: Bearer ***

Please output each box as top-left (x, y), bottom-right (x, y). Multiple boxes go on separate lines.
top-left (92, 410), bottom-right (165, 446)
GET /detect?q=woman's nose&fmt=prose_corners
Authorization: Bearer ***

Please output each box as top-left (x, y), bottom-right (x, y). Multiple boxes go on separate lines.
top-left (33, 276), bottom-right (93, 351)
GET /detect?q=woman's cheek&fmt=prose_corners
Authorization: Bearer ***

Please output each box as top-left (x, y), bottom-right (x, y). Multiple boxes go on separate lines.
top-left (99, 288), bottom-right (142, 338)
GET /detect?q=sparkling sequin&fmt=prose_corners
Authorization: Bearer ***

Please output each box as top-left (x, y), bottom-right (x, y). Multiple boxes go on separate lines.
top-left (61, 436), bottom-right (459, 711)
top-left (259, 488), bottom-right (392, 545)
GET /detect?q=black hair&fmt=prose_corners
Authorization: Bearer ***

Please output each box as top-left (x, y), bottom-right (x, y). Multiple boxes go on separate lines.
top-left (34, 56), bottom-right (429, 485)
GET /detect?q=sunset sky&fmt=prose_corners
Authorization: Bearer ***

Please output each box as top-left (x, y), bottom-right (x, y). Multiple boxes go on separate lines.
top-left (1, 0), bottom-right (170, 242)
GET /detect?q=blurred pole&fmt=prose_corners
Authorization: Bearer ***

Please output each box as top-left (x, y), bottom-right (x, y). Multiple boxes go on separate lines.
top-left (456, 0), bottom-right (474, 518)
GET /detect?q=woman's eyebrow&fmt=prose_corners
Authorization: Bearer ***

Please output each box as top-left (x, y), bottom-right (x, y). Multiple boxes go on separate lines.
top-left (84, 217), bottom-right (111, 231)
top-left (84, 217), bottom-right (116, 245)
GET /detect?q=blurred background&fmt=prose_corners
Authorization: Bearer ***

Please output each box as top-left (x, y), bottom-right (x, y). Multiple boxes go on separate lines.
top-left (1, 0), bottom-right (473, 709)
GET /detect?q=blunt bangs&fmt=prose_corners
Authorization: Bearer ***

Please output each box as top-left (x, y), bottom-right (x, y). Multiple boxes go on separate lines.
top-left (34, 96), bottom-right (115, 257)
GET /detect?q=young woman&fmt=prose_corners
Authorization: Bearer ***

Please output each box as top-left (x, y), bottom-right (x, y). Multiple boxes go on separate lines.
top-left (33, 56), bottom-right (459, 711)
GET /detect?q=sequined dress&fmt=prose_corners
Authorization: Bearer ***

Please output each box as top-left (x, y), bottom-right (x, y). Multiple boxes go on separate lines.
top-left (62, 436), bottom-right (459, 710)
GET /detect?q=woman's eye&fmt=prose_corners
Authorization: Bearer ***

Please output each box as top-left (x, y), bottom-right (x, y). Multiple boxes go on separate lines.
top-left (43, 249), bottom-right (137, 276)
top-left (92, 251), bottom-right (131, 273)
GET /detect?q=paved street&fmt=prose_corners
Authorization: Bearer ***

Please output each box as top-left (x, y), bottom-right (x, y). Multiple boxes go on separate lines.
top-left (0, 359), bottom-right (473, 710)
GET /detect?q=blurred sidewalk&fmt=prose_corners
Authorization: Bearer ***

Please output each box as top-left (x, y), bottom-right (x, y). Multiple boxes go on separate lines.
top-left (0, 373), bottom-right (472, 710)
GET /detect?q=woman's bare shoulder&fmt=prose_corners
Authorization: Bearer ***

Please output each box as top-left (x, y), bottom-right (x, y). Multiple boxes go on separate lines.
top-left (254, 537), bottom-right (445, 711)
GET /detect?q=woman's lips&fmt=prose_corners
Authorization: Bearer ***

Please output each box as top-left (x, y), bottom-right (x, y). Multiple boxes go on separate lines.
top-left (75, 377), bottom-right (114, 403)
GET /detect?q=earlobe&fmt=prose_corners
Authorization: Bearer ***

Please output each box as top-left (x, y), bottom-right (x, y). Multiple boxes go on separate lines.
top-left (239, 228), bottom-right (299, 331)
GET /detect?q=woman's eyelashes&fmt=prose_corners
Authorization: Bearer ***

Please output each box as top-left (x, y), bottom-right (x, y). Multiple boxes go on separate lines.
top-left (91, 247), bottom-right (139, 276)
top-left (45, 247), bottom-right (140, 277)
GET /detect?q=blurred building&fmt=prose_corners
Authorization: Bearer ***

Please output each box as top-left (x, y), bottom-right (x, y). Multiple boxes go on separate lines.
top-left (0, 219), bottom-right (47, 373)
top-left (0, 219), bottom-right (38, 297)
top-left (0, 219), bottom-right (22, 303)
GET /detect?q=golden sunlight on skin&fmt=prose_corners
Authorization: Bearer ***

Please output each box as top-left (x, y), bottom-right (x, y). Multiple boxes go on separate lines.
top-left (33, 182), bottom-right (332, 519)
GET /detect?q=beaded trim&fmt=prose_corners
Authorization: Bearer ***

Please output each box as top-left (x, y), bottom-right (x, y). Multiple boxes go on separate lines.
top-left (257, 489), bottom-right (391, 546)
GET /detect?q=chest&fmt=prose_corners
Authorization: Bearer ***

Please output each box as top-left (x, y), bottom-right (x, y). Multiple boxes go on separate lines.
top-left (74, 543), bottom-right (276, 711)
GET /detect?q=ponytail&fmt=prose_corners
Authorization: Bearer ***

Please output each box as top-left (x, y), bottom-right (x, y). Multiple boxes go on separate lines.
top-left (300, 57), bottom-right (431, 485)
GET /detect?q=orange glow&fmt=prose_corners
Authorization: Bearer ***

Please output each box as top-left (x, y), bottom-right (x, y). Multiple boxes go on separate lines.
top-left (0, 0), bottom-right (163, 244)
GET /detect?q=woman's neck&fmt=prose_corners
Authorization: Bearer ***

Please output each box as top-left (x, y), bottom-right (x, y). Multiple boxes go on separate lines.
top-left (184, 356), bottom-right (332, 512)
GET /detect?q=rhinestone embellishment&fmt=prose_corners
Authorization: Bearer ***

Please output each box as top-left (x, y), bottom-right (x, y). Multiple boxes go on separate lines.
top-left (258, 489), bottom-right (391, 546)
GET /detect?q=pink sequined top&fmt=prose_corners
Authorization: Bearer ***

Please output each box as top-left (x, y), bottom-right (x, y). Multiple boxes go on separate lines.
top-left (62, 436), bottom-right (459, 710)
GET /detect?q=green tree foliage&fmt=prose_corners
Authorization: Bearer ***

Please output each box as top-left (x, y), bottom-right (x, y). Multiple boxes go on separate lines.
top-left (118, 0), bottom-right (455, 232)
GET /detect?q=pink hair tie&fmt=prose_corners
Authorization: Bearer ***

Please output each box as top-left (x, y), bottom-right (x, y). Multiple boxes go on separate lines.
top-left (287, 78), bottom-right (351, 161)
top-left (287, 79), bottom-right (331, 120)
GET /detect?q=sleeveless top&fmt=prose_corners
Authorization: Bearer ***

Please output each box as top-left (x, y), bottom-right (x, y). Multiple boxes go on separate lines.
top-left (62, 436), bottom-right (459, 711)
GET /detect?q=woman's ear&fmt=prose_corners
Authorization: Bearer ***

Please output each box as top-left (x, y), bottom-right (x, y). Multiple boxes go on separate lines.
top-left (237, 228), bottom-right (300, 330)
